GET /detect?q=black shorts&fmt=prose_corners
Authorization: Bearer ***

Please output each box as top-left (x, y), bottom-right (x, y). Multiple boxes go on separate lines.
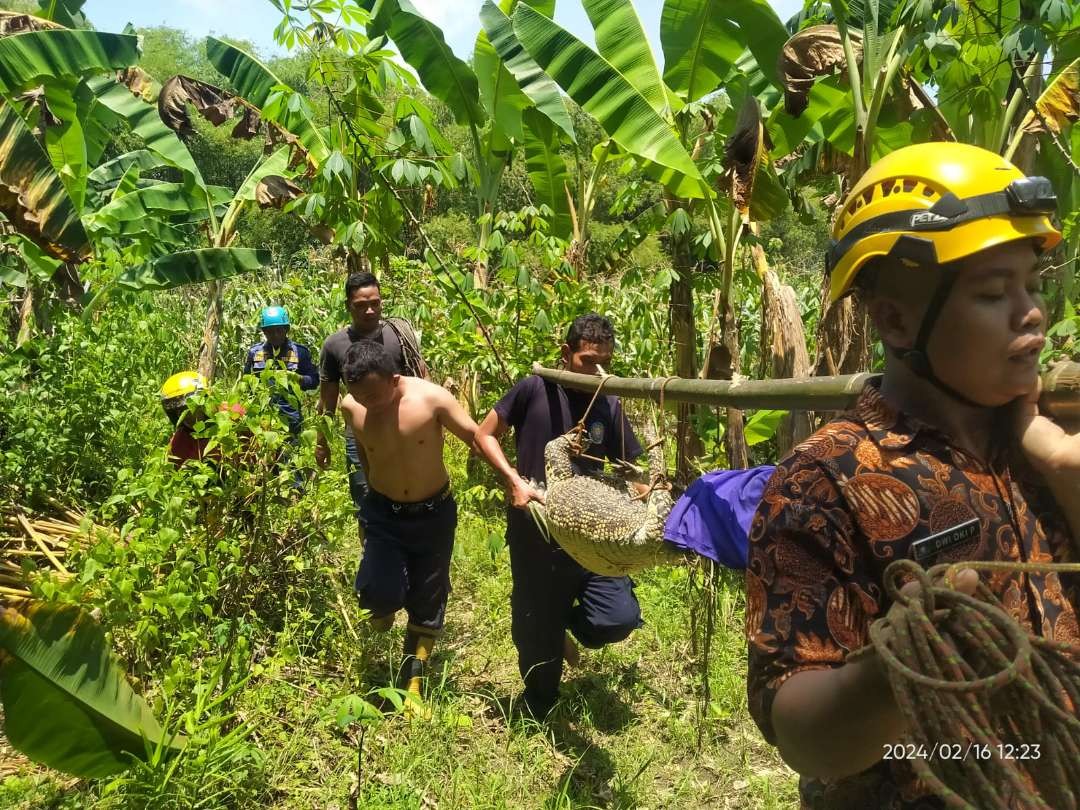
top-left (353, 485), bottom-right (457, 634)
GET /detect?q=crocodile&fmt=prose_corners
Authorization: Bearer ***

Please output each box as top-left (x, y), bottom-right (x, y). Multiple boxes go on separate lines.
top-left (528, 431), bottom-right (682, 576)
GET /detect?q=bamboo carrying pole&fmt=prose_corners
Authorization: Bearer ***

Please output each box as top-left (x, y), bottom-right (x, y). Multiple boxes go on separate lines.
top-left (532, 361), bottom-right (1080, 421)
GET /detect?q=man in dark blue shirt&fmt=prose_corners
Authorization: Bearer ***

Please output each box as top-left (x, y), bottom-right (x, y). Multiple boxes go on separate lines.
top-left (475, 314), bottom-right (645, 719)
top-left (243, 305), bottom-right (318, 435)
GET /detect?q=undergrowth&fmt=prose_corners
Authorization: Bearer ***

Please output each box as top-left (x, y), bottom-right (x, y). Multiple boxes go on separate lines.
top-left (0, 260), bottom-right (798, 808)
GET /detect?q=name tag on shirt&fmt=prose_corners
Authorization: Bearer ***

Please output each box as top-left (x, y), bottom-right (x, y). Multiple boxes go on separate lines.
top-left (909, 518), bottom-right (980, 563)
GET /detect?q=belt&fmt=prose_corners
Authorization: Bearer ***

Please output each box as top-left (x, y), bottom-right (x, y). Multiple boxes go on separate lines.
top-left (367, 482), bottom-right (452, 515)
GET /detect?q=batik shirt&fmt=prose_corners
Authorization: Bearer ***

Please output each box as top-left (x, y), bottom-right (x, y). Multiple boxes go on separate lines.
top-left (745, 380), bottom-right (1079, 809)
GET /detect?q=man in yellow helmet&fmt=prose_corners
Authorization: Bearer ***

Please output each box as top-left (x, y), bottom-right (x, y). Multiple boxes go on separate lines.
top-left (745, 142), bottom-right (1080, 808)
top-left (160, 371), bottom-right (246, 466)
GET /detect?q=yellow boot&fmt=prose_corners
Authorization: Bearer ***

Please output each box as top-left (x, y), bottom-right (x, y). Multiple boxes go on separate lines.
top-left (403, 630), bottom-right (434, 719)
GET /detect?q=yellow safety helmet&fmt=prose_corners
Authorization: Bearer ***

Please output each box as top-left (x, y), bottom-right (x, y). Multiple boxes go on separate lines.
top-left (160, 371), bottom-right (207, 401)
top-left (160, 371), bottom-right (207, 423)
top-left (826, 142), bottom-right (1062, 303)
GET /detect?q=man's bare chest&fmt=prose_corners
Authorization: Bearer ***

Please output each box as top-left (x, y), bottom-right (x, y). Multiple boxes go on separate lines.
top-left (358, 403), bottom-right (441, 457)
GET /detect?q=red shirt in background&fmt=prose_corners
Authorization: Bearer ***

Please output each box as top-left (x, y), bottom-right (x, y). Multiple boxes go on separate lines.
top-left (167, 402), bottom-right (247, 467)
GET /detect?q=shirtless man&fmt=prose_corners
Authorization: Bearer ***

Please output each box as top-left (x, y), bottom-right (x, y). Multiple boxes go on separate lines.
top-left (339, 340), bottom-right (503, 700)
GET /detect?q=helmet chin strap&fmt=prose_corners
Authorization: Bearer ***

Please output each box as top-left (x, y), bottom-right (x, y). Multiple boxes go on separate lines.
top-left (887, 265), bottom-right (985, 409)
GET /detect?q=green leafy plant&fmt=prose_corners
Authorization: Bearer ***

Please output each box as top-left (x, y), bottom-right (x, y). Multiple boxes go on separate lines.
top-left (0, 601), bottom-right (186, 778)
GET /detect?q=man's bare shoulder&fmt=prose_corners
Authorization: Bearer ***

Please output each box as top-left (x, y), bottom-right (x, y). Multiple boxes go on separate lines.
top-left (402, 376), bottom-right (454, 404)
top-left (340, 392), bottom-right (364, 418)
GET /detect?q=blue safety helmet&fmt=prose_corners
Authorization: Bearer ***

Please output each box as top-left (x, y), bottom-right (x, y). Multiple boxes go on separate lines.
top-left (259, 305), bottom-right (290, 329)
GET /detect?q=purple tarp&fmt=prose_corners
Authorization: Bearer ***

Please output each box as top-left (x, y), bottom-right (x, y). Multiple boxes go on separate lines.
top-left (662, 466), bottom-right (776, 570)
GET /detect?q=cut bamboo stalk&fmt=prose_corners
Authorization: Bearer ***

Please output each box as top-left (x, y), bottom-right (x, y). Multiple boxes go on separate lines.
top-left (532, 361), bottom-right (1080, 420)
top-left (534, 364), bottom-right (874, 411)
top-left (27, 534), bottom-right (67, 550)
top-left (44, 496), bottom-right (83, 523)
top-left (0, 586), bottom-right (31, 597)
top-left (15, 514), bottom-right (70, 576)
top-left (34, 520), bottom-right (77, 532)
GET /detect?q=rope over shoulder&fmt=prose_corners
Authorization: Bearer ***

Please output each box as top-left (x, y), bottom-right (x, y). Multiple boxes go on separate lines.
top-left (855, 558), bottom-right (1080, 809)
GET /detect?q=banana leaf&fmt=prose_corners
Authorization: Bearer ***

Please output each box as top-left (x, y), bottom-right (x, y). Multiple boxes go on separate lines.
top-left (583, 0), bottom-right (676, 114)
top-left (73, 77), bottom-right (121, 167)
top-left (5, 232), bottom-right (61, 283)
top-left (205, 36), bottom-right (330, 164)
top-left (100, 215), bottom-right (189, 248)
top-left (85, 75), bottom-right (207, 191)
top-left (0, 11), bottom-right (63, 37)
top-left (0, 260), bottom-right (26, 288)
top-left (86, 183), bottom-right (232, 230)
top-left (87, 149), bottom-right (162, 187)
top-left (232, 145), bottom-right (293, 204)
top-left (39, 76), bottom-right (87, 211)
top-left (111, 167), bottom-right (141, 202)
top-left (521, 107), bottom-right (572, 238)
top-left (114, 247), bottom-right (270, 291)
top-left (0, 30), bottom-right (139, 94)
top-left (216, 146), bottom-right (296, 240)
top-left (1019, 57), bottom-right (1080, 136)
top-left (370, 0), bottom-right (485, 129)
top-left (660, 0), bottom-right (741, 102)
top-left (660, 0), bottom-right (789, 99)
top-left (0, 601), bottom-right (185, 779)
top-left (480, 0), bottom-right (575, 143)
top-left (0, 101), bottom-right (88, 261)
top-left (36, 0), bottom-right (88, 28)
top-left (474, 19), bottom-right (531, 140)
top-left (513, 3), bottom-right (702, 198)
top-left (767, 74), bottom-right (847, 158)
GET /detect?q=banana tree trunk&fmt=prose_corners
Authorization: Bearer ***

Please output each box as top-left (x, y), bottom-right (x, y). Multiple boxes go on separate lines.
top-left (812, 293), bottom-right (872, 377)
top-left (1010, 67), bottom-right (1044, 175)
top-left (721, 313), bottom-right (748, 471)
top-left (15, 283), bottom-right (33, 348)
top-left (197, 280), bottom-right (225, 380)
top-left (812, 163), bottom-right (873, 383)
top-left (669, 233), bottom-right (702, 484)
top-left (702, 288), bottom-right (748, 470)
top-left (762, 265), bottom-right (813, 456)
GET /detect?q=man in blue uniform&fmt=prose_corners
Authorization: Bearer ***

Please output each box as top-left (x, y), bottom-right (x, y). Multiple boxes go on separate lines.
top-left (243, 305), bottom-right (319, 436)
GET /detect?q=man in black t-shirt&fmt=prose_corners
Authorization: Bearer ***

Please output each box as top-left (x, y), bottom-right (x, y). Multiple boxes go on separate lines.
top-left (316, 272), bottom-right (428, 526)
top-left (475, 314), bottom-right (645, 718)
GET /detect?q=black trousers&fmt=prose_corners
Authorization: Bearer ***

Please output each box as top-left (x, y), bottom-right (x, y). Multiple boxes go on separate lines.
top-left (354, 488), bottom-right (457, 634)
top-left (506, 508), bottom-right (643, 717)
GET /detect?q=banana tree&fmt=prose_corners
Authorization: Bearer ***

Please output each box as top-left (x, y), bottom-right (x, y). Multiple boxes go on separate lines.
top-left (0, 20), bottom-right (274, 357)
top-left (778, 0), bottom-right (1080, 376)
top-left (361, 0), bottom-right (579, 286)
top-left (509, 0), bottom-right (791, 475)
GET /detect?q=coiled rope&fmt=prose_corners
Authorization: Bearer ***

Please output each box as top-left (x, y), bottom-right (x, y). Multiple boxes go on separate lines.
top-left (862, 558), bottom-right (1080, 809)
